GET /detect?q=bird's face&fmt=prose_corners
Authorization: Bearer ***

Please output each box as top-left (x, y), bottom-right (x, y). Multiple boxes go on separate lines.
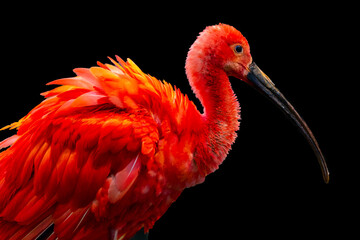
top-left (222, 37), bottom-right (253, 84)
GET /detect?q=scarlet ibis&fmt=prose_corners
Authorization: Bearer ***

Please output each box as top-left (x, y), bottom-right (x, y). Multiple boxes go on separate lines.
top-left (0, 24), bottom-right (329, 240)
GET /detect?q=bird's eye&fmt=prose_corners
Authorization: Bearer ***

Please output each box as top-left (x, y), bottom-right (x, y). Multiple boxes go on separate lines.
top-left (234, 45), bottom-right (243, 54)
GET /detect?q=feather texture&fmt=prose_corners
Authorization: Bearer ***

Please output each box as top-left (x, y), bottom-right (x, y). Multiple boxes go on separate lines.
top-left (0, 57), bottom-right (204, 239)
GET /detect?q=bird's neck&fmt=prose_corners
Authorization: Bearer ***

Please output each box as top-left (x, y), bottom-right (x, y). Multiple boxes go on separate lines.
top-left (186, 61), bottom-right (240, 177)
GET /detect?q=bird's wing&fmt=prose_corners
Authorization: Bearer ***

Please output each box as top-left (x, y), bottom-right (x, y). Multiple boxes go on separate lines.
top-left (0, 56), bottom-right (196, 239)
top-left (0, 107), bottom-right (159, 239)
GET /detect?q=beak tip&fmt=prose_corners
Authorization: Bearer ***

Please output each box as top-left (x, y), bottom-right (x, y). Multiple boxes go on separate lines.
top-left (324, 171), bottom-right (330, 184)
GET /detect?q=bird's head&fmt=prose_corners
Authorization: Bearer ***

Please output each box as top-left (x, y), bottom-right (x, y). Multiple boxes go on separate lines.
top-left (186, 24), bottom-right (251, 83)
top-left (186, 24), bottom-right (329, 183)
top-left (186, 24), bottom-right (272, 87)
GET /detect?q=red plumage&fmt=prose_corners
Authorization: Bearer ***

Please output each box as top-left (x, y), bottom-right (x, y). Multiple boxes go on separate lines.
top-left (0, 57), bottom-right (201, 239)
top-left (0, 23), bottom-right (328, 240)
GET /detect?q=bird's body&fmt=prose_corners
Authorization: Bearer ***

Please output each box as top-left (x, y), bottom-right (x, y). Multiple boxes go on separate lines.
top-left (0, 24), bottom-right (328, 240)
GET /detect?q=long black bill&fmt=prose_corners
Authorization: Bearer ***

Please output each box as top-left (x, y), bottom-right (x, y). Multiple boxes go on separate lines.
top-left (246, 62), bottom-right (329, 183)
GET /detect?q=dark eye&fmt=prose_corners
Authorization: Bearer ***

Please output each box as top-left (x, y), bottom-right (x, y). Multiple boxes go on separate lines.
top-left (234, 45), bottom-right (243, 54)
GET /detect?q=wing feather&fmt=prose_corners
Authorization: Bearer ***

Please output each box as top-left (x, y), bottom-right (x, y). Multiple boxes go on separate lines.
top-left (34, 146), bottom-right (52, 195)
top-left (57, 151), bottom-right (80, 203)
top-left (72, 68), bottom-right (103, 89)
top-left (0, 135), bottom-right (19, 150)
top-left (47, 78), bottom-right (94, 89)
top-left (71, 152), bottom-right (111, 208)
top-left (6, 134), bottom-right (34, 189)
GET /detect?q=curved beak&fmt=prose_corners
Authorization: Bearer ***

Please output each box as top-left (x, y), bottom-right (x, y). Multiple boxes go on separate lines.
top-left (246, 62), bottom-right (329, 183)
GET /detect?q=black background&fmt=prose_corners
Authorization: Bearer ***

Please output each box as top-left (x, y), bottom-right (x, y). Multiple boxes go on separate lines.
top-left (0, 2), bottom-right (356, 239)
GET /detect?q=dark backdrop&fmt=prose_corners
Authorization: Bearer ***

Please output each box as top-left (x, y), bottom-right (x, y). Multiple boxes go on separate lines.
top-left (0, 2), bottom-right (355, 239)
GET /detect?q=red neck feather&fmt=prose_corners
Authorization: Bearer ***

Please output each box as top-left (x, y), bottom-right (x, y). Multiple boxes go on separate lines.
top-left (185, 35), bottom-right (240, 176)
